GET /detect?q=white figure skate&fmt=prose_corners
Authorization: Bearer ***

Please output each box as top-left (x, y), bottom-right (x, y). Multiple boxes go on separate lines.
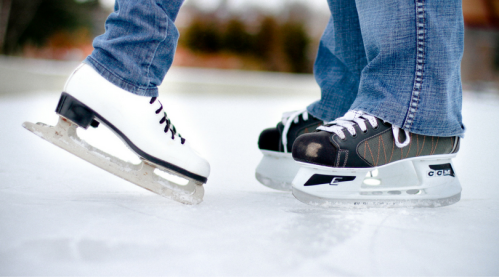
top-left (291, 111), bottom-right (462, 207)
top-left (256, 110), bottom-right (322, 191)
top-left (23, 64), bottom-right (210, 204)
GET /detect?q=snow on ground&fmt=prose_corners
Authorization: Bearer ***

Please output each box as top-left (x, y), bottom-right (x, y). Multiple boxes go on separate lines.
top-left (1, 59), bottom-right (499, 276)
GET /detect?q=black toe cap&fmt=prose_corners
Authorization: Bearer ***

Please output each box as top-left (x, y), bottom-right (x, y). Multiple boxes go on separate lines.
top-left (292, 131), bottom-right (337, 166)
top-left (258, 127), bottom-right (281, 151)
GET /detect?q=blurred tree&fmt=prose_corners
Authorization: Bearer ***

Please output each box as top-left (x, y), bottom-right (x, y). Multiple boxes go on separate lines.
top-left (223, 18), bottom-right (253, 54)
top-left (254, 17), bottom-right (277, 60)
top-left (179, 8), bottom-right (314, 73)
top-left (1, 0), bottom-right (98, 54)
top-left (281, 22), bottom-right (310, 73)
top-left (254, 16), bottom-right (286, 72)
top-left (184, 18), bottom-right (222, 53)
top-left (494, 37), bottom-right (499, 71)
top-left (0, 0), bottom-right (13, 53)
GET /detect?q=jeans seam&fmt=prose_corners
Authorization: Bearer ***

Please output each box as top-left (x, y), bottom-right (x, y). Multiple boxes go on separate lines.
top-left (404, 0), bottom-right (426, 130)
top-left (145, 1), bottom-right (169, 88)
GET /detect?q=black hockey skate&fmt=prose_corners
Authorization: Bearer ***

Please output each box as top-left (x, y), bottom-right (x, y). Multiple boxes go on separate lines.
top-left (256, 109), bottom-right (322, 191)
top-left (291, 111), bottom-right (462, 207)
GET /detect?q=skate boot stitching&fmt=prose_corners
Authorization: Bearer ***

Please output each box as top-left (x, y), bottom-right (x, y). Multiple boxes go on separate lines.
top-left (293, 110), bottom-right (459, 169)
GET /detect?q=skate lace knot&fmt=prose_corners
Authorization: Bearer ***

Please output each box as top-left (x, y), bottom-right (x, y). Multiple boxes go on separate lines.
top-left (150, 97), bottom-right (185, 144)
top-left (318, 111), bottom-right (411, 148)
top-left (281, 109), bottom-right (310, 153)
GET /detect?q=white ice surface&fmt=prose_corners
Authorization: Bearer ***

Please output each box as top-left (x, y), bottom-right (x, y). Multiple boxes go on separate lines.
top-left (1, 66), bottom-right (499, 276)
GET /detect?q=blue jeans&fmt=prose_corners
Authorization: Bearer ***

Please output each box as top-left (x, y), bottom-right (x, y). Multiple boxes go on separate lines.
top-left (85, 0), bottom-right (183, 96)
top-left (85, 0), bottom-right (465, 138)
top-left (307, 0), bottom-right (465, 137)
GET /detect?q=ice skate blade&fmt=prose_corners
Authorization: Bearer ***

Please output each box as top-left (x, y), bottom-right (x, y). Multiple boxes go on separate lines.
top-left (292, 187), bottom-right (461, 208)
top-left (292, 155), bottom-right (462, 208)
top-left (22, 117), bottom-right (204, 205)
top-left (255, 150), bottom-right (299, 191)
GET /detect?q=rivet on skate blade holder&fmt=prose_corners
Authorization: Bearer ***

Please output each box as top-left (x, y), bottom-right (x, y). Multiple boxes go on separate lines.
top-left (22, 94), bottom-right (204, 205)
top-left (291, 155), bottom-right (462, 208)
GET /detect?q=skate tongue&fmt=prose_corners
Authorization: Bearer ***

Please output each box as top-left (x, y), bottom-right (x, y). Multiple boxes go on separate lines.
top-left (281, 109), bottom-right (308, 125)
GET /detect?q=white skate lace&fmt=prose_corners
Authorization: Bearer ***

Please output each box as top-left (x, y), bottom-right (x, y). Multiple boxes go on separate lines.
top-left (150, 97), bottom-right (185, 144)
top-left (317, 111), bottom-right (411, 148)
top-left (281, 109), bottom-right (309, 153)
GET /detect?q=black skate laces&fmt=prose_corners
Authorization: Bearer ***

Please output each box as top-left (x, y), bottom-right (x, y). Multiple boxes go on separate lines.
top-left (318, 110), bottom-right (411, 148)
top-left (150, 97), bottom-right (186, 144)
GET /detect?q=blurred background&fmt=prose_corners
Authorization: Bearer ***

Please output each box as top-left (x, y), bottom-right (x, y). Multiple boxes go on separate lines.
top-left (0, 0), bottom-right (498, 88)
top-left (1, 2), bottom-right (499, 275)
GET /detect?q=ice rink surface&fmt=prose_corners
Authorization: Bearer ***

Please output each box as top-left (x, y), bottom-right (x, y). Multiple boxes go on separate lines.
top-left (1, 59), bottom-right (499, 276)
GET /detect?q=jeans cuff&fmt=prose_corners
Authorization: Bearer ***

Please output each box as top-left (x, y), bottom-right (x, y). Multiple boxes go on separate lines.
top-left (306, 101), bottom-right (348, 122)
top-left (84, 56), bottom-right (159, 97)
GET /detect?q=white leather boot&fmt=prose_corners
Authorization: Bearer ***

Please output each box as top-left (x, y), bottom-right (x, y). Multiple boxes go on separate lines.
top-left (23, 64), bottom-right (209, 204)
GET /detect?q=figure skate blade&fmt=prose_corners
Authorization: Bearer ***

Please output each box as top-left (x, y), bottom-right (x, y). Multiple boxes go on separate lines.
top-left (22, 117), bottom-right (204, 204)
top-left (292, 154), bottom-right (461, 208)
top-left (255, 150), bottom-right (299, 191)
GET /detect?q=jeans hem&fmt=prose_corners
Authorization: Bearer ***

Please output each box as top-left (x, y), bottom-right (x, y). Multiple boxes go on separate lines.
top-left (306, 106), bottom-right (324, 122)
top-left (84, 56), bottom-right (159, 97)
top-left (307, 104), bottom-right (343, 123)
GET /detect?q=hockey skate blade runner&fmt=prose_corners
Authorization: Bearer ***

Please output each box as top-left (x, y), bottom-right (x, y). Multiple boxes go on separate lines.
top-left (22, 117), bottom-right (204, 204)
top-left (255, 150), bottom-right (300, 191)
top-left (292, 154), bottom-right (461, 208)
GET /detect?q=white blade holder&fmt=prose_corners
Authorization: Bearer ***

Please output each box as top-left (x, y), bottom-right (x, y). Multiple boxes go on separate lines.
top-left (22, 117), bottom-right (204, 205)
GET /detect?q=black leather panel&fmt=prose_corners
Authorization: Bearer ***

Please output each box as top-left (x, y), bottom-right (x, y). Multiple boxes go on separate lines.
top-left (258, 127), bottom-right (280, 151)
top-left (292, 131), bottom-right (338, 166)
top-left (291, 116), bottom-right (459, 169)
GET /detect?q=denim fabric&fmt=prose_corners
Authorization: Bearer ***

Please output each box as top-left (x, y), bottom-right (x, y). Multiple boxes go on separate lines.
top-left (86, 0), bottom-right (464, 137)
top-left (84, 0), bottom-right (184, 97)
top-left (307, 0), bottom-right (465, 137)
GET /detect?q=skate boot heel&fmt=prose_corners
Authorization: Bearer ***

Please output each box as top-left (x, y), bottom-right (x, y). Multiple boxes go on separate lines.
top-left (56, 92), bottom-right (99, 129)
